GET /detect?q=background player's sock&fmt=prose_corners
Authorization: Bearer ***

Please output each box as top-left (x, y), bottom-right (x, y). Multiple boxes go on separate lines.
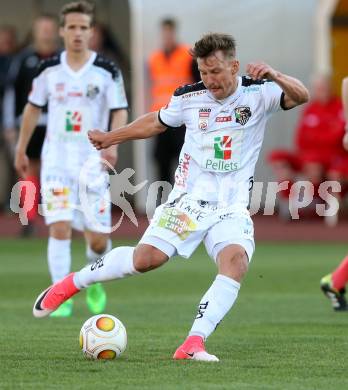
top-left (189, 274), bottom-right (240, 339)
top-left (86, 239), bottom-right (112, 264)
top-left (74, 246), bottom-right (139, 288)
top-left (332, 256), bottom-right (348, 290)
top-left (85, 239), bottom-right (111, 314)
top-left (47, 237), bottom-right (71, 283)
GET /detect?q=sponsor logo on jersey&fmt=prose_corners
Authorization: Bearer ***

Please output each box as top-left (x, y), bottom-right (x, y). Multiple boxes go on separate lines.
top-left (182, 90), bottom-right (207, 99)
top-left (203, 130), bottom-right (242, 172)
top-left (215, 116), bottom-right (232, 122)
top-left (199, 119), bottom-right (208, 130)
top-left (203, 135), bottom-right (240, 171)
top-left (198, 108), bottom-right (211, 131)
top-left (199, 108), bottom-right (211, 117)
top-left (51, 188), bottom-right (69, 196)
top-left (65, 111), bottom-right (82, 132)
top-left (175, 153), bottom-right (191, 188)
top-left (55, 83), bottom-right (65, 92)
top-left (68, 91), bottom-right (83, 97)
top-left (55, 83), bottom-right (65, 102)
top-left (214, 135), bottom-right (232, 159)
top-left (45, 187), bottom-right (70, 211)
top-left (86, 84), bottom-right (100, 99)
top-left (234, 106), bottom-right (251, 125)
top-left (157, 208), bottom-right (196, 240)
top-left (242, 86), bottom-right (260, 93)
top-left (175, 199), bottom-right (208, 221)
top-left (205, 159), bottom-right (239, 171)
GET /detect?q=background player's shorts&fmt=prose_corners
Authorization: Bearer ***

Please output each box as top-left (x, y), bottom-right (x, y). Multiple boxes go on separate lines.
top-left (140, 194), bottom-right (255, 262)
top-left (27, 126), bottom-right (46, 159)
top-left (40, 170), bottom-right (111, 233)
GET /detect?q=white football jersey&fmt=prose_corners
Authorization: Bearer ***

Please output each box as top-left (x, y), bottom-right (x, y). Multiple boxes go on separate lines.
top-left (28, 51), bottom-right (128, 174)
top-left (159, 76), bottom-right (286, 207)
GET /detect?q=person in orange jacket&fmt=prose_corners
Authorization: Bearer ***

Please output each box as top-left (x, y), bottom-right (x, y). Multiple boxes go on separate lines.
top-left (148, 18), bottom-right (200, 186)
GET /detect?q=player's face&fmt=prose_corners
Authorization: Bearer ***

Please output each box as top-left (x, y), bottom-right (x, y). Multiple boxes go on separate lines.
top-left (198, 50), bottom-right (239, 100)
top-left (60, 13), bottom-right (92, 54)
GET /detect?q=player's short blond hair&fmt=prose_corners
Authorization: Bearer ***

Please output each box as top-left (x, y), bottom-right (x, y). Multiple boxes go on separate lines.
top-left (59, 1), bottom-right (95, 27)
top-left (190, 33), bottom-right (236, 59)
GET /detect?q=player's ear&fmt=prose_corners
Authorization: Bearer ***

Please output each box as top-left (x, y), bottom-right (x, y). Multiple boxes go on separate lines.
top-left (59, 26), bottom-right (65, 39)
top-left (231, 60), bottom-right (240, 75)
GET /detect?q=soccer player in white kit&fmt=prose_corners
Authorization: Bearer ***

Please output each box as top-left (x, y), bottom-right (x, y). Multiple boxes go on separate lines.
top-left (33, 33), bottom-right (309, 360)
top-left (15, 2), bottom-right (128, 317)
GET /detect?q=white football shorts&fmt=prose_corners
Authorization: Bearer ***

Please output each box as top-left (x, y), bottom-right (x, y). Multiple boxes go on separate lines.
top-left (40, 170), bottom-right (111, 233)
top-left (140, 194), bottom-right (255, 262)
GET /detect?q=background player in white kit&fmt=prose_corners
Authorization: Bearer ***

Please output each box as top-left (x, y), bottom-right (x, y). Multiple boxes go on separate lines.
top-left (15, 1), bottom-right (128, 317)
top-left (33, 33), bottom-right (308, 359)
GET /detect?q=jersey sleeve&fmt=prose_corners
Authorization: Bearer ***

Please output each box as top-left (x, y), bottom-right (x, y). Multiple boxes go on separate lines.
top-left (107, 72), bottom-right (128, 110)
top-left (158, 95), bottom-right (184, 128)
top-left (28, 70), bottom-right (48, 108)
top-left (261, 81), bottom-right (284, 114)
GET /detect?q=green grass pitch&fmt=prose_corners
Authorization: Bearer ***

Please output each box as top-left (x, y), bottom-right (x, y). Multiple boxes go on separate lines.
top-left (1, 238), bottom-right (348, 389)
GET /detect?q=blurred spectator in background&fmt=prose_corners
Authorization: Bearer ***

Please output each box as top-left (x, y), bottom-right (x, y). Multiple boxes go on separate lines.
top-left (89, 22), bottom-right (130, 101)
top-left (3, 15), bottom-right (59, 236)
top-left (0, 25), bottom-right (18, 210)
top-left (0, 25), bottom-right (17, 109)
top-left (268, 75), bottom-right (347, 224)
top-left (148, 18), bottom-right (200, 186)
top-left (89, 22), bottom-right (128, 70)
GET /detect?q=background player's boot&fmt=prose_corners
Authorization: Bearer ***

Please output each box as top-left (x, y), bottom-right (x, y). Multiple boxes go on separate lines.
top-left (173, 335), bottom-right (219, 362)
top-left (33, 273), bottom-right (80, 318)
top-left (86, 283), bottom-right (106, 314)
top-left (320, 273), bottom-right (348, 311)
top-left (49, 299), bottom-right (73, 318)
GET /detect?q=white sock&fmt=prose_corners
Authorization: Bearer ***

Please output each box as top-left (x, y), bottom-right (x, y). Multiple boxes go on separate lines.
top-left (74, 246), bottom-right (139, 288)
top-left (189, 274), bottom-right (240, 339)
top-left (86, 239), bottom-right (112, 264)
top-left (47, 237), bottom-right (71, 283)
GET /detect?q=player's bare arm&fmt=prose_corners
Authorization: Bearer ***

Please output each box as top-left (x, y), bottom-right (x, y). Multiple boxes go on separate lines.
top-left (246, 61), bottom-right (309, 109)
top-left (341, 77), bottom-right (348, 151)
top-left (88, 111), bottom-right (166, 150)
top-left (14, 102), bottom-right (42, 178)
top-left (101, 108), bottom-right (128, 166)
